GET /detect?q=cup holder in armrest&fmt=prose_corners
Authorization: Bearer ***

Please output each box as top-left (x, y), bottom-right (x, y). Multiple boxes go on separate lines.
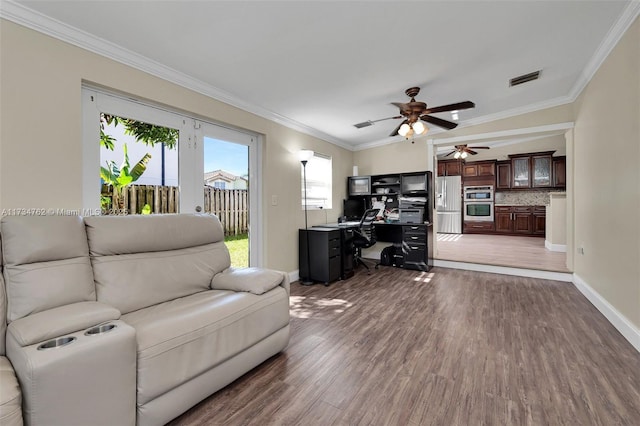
top-left (85, 323), bottom-right (117, 336)
top-left (37, 336), bottom-right (77, 351)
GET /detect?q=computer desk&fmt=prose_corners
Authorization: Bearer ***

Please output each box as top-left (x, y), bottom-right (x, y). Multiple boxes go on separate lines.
top-left (307, 221), bottom-right (433, 280)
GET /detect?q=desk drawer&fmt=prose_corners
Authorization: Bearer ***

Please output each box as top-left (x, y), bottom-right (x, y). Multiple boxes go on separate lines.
top-left (403, 225), bottom-right (426, 234)
top-left (403, 243), bottom-right (427, 271)
top-left (328, 234), bottom-right (341, 249)
top-left (403, 233), bottom-right (426, 243)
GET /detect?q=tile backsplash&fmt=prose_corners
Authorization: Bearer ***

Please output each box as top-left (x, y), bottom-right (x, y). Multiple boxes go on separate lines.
top-left (494, 190), bottom-right (564, 206)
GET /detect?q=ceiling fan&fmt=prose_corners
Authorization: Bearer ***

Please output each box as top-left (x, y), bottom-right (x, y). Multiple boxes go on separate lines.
top-left (353, 87), bottom-right (475, 138)
top-left (444, 144), bottom-right (490, 159)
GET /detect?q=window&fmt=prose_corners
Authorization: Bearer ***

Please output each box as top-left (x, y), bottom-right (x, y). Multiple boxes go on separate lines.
top-left (301, 153), bottom-right (332, 209)
top-left (213, 181), bottom-right (226, 189)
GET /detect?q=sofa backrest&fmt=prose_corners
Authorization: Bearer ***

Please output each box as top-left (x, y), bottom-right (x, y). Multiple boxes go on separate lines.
top-left (84, 214), bottom-right (230, 314)
top-left (1, 216), bottom-right (96, 323)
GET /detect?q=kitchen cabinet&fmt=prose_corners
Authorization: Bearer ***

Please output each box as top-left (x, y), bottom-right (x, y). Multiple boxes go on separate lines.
top-left (508, 151), bottom-right (557, 189)
top-left (494, 205), bottom-right (545, 236)
top-left (437, 160), bottom-right (462, 176)
top-left (462, 161), bottom-right (495, 178)
top-left (511, 156), bottom-right (530, 188)
top-left (532, 154), bottom-right (552, 188)
top-left (496, 161), bottom-right (511, 189)
top-left (553, 156), bottom-right (566, 188)
top-left (533, 206), bottom-right (546, 235)
top-left (463, 221), bottom-right (495, 233)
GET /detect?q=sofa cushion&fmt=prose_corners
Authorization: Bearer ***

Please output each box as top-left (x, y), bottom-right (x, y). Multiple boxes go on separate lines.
top-left (7, 301), bottom-right (120, 347)
top-left (84, 214), bottom-right (224, 255)
top-left (85, 214), bottom-right (231, 314)
top-left (91, 243), bottom-right (230, 314)
top-left (121, 287), bottom-right (290, 405)
top-left (0, 356), bottom-right (22, 426)
top-left (212, 267), bottom-right (285, 295)
top-left (1, 216), bottom-right (95, 322)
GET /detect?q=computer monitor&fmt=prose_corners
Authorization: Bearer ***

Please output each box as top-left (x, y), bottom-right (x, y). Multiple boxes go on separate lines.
top-left (343, 198), bottom-right (365, 221)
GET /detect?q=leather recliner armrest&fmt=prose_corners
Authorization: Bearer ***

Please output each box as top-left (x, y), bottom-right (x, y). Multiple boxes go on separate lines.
top-left (211, 267), bottom-right (290, 296)
top-left (7, 301), bottom-right (121, 347)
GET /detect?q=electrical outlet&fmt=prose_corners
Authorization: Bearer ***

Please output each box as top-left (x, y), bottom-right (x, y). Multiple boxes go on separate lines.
top-left (271, 195), bottom-right (278, 206)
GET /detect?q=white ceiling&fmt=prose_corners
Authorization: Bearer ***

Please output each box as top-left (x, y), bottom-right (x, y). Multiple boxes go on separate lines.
top-left (4, 1), bottom-right (638, 150)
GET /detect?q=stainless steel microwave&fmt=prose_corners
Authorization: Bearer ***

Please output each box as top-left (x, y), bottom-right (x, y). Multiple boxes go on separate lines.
top-left (463, 185), bottom-right (494, 201)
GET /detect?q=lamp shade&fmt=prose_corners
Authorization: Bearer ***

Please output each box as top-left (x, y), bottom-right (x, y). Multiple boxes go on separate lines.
top-left (298, 150), bottom-right (314, 162)
top-left (413, 121), bottom-right (426, 135)
top-left (398, 123), bottom-right (411, 137)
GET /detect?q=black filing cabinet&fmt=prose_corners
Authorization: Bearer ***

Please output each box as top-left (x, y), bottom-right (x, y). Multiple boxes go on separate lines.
top-left (299, 228), bottom-right (342, 284)
top-left (402, 224), bottom-right (429, 271)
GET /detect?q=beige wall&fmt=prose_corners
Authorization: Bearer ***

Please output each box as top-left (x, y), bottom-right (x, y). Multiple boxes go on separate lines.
top-left (572, 16), bottom-right (640, 328)
top-left (353, 139), bottom-right (429, 176)
top-left (0, 20), bottom-right (353, 273)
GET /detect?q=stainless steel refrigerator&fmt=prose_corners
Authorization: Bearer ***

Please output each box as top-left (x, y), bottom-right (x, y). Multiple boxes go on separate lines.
top-left (436, 175), bottom-right (462, 233)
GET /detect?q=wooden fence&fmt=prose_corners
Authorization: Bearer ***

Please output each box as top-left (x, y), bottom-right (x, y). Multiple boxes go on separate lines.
top-left (102, 185), bottom-right (248, 235)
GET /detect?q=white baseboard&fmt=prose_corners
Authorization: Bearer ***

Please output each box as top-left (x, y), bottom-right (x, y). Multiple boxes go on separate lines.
top-left (573, 274), bottom-right (640, 353)
top-left (433, 259), bottom-right (573, 282)
top-left (545, 240), bottom-right (567, 252)
top-left (289, 270), bottom-right (300, 283)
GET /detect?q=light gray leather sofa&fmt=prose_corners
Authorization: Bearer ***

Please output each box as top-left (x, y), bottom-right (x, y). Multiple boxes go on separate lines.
top-left (0, 213), bottom-right (290, 426)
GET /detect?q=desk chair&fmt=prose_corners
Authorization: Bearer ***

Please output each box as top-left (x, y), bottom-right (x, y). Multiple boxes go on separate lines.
top-left (352, 208), bottom-right (379, 273)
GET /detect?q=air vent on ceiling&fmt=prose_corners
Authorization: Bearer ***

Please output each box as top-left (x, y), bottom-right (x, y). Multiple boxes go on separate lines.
top-left (509, 70), bottom-right (541, 87)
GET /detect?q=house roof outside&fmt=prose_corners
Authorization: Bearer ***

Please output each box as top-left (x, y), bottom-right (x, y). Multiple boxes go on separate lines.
top-left (204, 170), bottom-right (247, 184)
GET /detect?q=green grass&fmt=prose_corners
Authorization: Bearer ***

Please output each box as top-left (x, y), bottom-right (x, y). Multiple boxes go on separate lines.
top-left (224, 233), bottom-right (249, 267)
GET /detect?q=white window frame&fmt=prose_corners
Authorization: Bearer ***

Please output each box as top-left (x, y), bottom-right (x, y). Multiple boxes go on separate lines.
top-left (301, 152), bottom-right (332, 210)
top-left (81, 86), bottom-right (264, 266)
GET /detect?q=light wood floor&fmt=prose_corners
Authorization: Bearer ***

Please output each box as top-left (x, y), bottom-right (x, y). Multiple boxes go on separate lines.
top-left (436, 233), bottom-right (570, 272)
top-left (169, 267), bottom-right (640, 426)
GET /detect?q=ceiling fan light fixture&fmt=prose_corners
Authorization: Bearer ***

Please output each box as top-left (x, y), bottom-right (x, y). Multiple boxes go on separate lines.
top-left (461, 151), bottom-right (468, 159)
top-left (454, 151), bottom-right (461, 159)
top-left (413, 121), bottom-right (426, 135)
top-left (398, 123), bottom-right (411, 137)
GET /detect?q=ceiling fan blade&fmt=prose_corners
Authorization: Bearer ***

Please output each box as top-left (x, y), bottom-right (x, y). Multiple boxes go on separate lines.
top-left (389, 119), bottom-right (408, 137)
top-left (443, 150), bottom-right (456, 157)
top-left (469, 146), bottom-right (490, 149)
top-left (467, 149), bottom-right (478, 155)
top-left (423, 101), bottom-right (475, 115)
top-left (421, 115), bottom-right (458, 130)
top-left (353, 115), bottom-right (403, 129)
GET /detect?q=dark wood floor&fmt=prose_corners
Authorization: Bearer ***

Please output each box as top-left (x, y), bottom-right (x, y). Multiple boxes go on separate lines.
top-left (169, 267), bottom-right (640, 426)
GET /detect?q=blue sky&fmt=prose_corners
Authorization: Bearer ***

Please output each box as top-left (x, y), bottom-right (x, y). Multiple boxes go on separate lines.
top-left (204, 137), bottom-right (248, 177)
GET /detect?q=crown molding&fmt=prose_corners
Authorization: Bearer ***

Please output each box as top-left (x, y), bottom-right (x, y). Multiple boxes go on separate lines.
top-left (2, 0), bottom-right (636, 154)
top-left (0, 0), bottom-right (353, 151)
top-left (568, 1), bottom-right (640, 101)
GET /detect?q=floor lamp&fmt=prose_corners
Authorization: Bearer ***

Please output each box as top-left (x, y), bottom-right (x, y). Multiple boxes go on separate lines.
top-left (299, 149), bottom-right (314, 285)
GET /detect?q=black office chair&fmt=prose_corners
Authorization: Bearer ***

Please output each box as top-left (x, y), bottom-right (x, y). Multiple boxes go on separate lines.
top-left (352, 208), bottom-right (379, 274)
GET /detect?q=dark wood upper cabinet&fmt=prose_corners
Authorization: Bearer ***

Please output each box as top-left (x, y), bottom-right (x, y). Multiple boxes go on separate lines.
top-left (531, 154), bottom-right (552, 188)
top-left (507, 151), bottom-right (559, 190)
top-left (477, 162), bottom-right (495, 177)
top-left (462, 161), bottom-right (495, 178)
top-left (437, 159), bottom-right (462, 176)
top-left (511, 156), bottom-right (530, 189)
top-left (496, 161), bottom-right (511, 189)
top-left (553, 156), bottom-right (566, 188)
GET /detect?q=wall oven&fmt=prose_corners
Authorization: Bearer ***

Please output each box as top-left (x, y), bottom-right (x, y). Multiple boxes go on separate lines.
top-left (463, 185), bottom-right (494, 222)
